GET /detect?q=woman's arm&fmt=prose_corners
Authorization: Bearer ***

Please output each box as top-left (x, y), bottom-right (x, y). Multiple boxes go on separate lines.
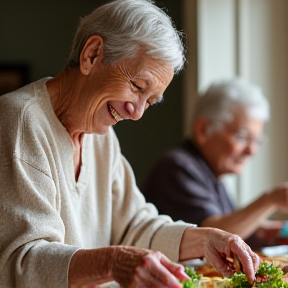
top-left (68, 246), bottom-right (189, 288)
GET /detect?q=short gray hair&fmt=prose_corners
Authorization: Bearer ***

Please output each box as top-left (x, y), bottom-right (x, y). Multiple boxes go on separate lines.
top-left (193, 77), bottom-right (270, 135)
top-left (67, 0), bottom-right (185, 74)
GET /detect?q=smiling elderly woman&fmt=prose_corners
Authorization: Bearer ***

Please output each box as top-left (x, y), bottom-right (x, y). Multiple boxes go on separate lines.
top-left (0, 1), bottom-right (259, 288)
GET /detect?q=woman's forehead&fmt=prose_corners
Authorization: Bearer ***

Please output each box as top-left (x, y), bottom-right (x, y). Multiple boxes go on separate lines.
top-left (115, 56), bottom-right (174, 87)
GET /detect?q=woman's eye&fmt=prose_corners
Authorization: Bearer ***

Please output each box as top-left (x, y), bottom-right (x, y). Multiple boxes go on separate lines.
top-left (131, 81), bottom-right (143, 91)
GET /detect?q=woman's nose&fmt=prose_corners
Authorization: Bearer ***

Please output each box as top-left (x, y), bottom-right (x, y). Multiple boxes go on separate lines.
top-left (125, 101), bottom-right (147, 121)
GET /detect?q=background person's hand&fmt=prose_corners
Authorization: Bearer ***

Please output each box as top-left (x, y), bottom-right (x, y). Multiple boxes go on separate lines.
top-left (267, 182), bottom-right (288, 210)
top-left (204, 229), bottom-right (260, 283)
top-left (111, 246), bottom-right (190, 288)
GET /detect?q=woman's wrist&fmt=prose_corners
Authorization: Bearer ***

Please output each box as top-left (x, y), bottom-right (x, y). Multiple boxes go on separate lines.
top-left (179, 226), bottom-right (212, 261)
top-left (69, 248), bottom-right (114, 287)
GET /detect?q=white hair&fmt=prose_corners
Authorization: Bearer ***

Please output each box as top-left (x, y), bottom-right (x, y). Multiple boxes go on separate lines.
top-left (193, 77), bottom-right (270, 135)
top-left (67, 0), bottom-right (185, 74)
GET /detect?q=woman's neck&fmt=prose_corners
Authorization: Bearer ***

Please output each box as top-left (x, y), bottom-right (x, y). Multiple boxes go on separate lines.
top-left (46, 67), bottom-right (87, 136)
top-left (46, 67), bottom-right (87, 181)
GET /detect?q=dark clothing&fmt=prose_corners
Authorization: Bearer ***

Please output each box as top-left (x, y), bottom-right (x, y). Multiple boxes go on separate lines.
top-left (141, 140), bottom-right (269, 249)
top-left (141, 139), bottom-right (235, 226)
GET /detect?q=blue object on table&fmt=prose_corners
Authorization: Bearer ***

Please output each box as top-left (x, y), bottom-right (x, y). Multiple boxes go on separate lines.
top-left (279, 221), bottom-right (288, 238)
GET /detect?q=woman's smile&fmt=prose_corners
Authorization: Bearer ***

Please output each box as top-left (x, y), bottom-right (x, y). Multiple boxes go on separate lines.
top-left (108, 103), bottom-right (124, 123)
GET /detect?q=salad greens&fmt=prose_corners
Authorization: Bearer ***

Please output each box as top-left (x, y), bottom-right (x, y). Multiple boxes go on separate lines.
top-left (184, 267), bottom-right (201, 281)
top-left (181, 262), bottom-right (288, 288)
top-left (231, 262), bottom-right (288, 288)
top-left (181, 267), bottom-right (201, 288)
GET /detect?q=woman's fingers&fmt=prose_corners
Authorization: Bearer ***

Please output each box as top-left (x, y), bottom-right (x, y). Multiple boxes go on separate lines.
top-left (140, 252), bottom-right (184, 287)
top-left (134, 260), bottom-right (182, 288)
top-left (226, 235), bottom-right (260, 283)
top-left (204, 231), bottom-right (260, 284)
top-left (204, 243), bottom-right (231, 278)
top-left (233, 244), bottom-right (260, 283)
top-left (158, 252), bottom-right (191, 282)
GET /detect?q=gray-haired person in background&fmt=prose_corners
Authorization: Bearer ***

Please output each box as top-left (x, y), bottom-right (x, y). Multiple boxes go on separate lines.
top-left (142, 77), bottom-right (288, 250)
top-left (0, 1), bottom-right (259, 287)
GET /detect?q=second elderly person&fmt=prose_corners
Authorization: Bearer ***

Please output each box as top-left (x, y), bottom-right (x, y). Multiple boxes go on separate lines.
top-left (142, 77), bottom-right (288, 250)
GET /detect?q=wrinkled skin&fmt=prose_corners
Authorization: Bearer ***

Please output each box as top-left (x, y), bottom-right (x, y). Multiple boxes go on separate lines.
top-left (70, 229), bottom-right (260, 287)
top-left (47, 36), bottom-right (174, 180)
top-left (47, 36), bottom-right (174, 137)
top-left (113, 247), bottom-right (189, 288)
top-left (69, 246), bottom-right (190, 288)
top-left (203, 229), bottom-right (260, 283)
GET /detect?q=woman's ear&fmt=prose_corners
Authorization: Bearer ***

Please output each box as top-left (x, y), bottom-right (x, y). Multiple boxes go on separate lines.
top-left (193, 116), bottom-right (209, 144)
top-left (79, 35), bottom-right (104, 75)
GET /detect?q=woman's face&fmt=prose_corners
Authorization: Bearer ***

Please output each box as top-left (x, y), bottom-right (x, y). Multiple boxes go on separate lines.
top-left (83, 54), bottom-right (174, 134)
top-left (200, 110), bottom-right (264, 177)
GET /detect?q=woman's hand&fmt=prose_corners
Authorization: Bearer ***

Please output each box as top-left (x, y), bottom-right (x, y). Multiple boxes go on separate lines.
top-left (69, 246), bottom-right (190, 288)
top-left (112, 246), bottom-right (190, 288)
top-left (204, 229), bottom-right (260, 283)
top-left (179, 227), bottom-right (260, 284)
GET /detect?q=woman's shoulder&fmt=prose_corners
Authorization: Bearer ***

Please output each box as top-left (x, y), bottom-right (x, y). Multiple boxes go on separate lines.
top-left (0, 77), bottom-right (68, 158)
top-left (0, 77), bottom-right (52, 115)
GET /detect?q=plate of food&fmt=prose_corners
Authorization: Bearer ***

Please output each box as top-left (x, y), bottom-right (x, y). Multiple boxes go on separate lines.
top-left (182, 262), bottom-right (287, 287)
top-left (85, 255), bottom-right (288, 288)
top-left (189, 255), bottom-right (288, 288)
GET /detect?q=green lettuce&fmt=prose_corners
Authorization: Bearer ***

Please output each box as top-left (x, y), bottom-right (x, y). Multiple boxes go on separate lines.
top-left (181, 262), bottom-right (287, 288)
top-left (230, 262), bottom-right (287, 288)
top-left (181, 267), bottom-right (201, 288)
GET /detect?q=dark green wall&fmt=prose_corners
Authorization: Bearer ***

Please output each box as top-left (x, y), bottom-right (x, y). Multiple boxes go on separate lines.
top-left (0, 0), bottom-right (185, 185)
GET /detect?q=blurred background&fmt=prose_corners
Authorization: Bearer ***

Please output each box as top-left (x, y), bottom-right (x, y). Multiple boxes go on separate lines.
top-left (1, 0), bottom-right (288, 217)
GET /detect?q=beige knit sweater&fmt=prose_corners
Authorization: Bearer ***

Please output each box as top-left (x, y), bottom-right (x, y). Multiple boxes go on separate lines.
top-left (0, 78), bottom-right (190, 288)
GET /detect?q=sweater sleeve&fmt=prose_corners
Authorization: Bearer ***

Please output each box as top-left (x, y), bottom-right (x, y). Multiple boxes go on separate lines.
top-left (109, 131), bottom-right (192, 262)
top-left (0, 89), bottom-right (79, 288)
top-left (0, 156), bottom-right (79, 288)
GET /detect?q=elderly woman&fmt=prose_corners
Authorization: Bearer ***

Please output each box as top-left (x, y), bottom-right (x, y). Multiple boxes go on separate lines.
top-left (142, 77), bottom-right (288, 250)
top-left (0, 1), bottom-right (259, 288)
